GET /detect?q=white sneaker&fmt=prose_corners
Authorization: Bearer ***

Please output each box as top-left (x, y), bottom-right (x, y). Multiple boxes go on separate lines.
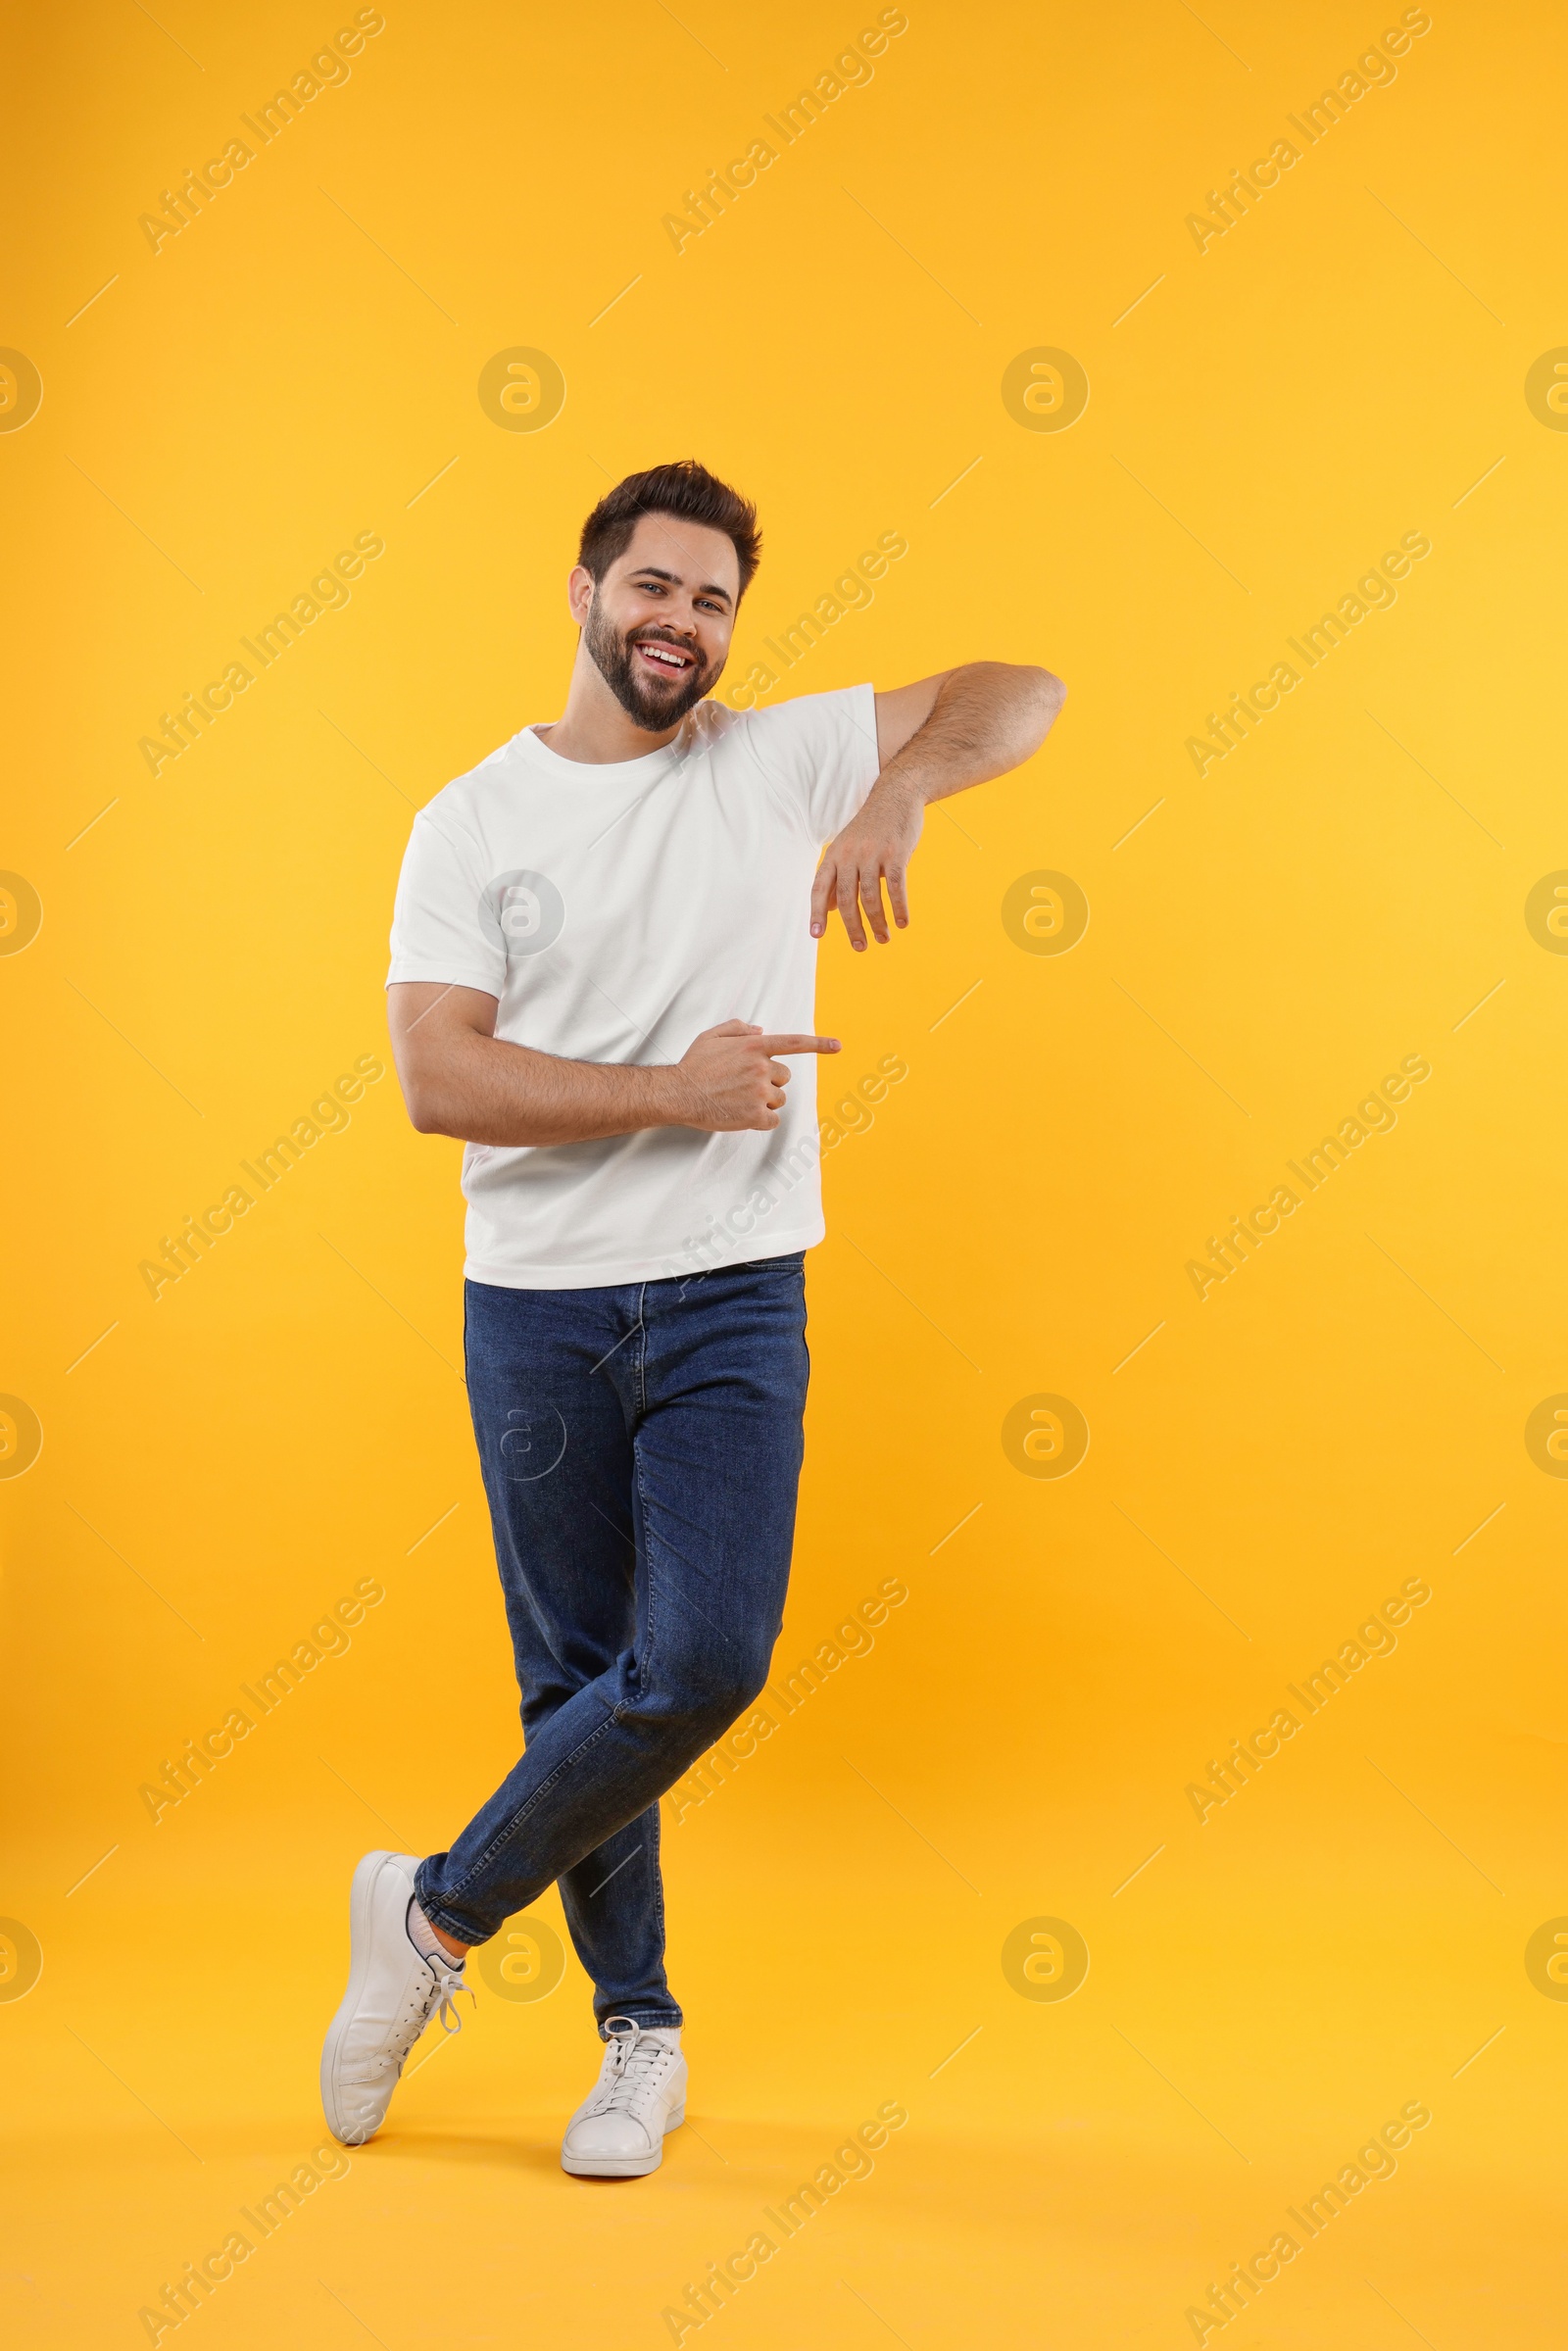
top-left (560, 2017), bottom-right (687, 2178)
top-left (319, 1850), bottom-right (470, 2146)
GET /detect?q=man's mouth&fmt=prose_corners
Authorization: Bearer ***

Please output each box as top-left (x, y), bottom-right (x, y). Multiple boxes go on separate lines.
top-left (632, 636), bottom-right (698, 676)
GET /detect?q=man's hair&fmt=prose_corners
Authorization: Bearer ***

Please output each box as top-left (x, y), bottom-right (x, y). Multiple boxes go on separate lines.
top-left (577, 461), bottom-right (761, 599)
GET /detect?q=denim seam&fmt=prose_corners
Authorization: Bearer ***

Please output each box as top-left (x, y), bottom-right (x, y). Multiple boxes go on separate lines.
top-left (632, 1440), bottom-right (662, 1699)
top-left (650, 1796), bottom-right (669, 1981)
top-left (630, 1295), bottom-right (661, 1698)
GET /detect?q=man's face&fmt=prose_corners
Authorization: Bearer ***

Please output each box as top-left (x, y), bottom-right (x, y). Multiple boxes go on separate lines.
top-left (572, 513), bottom-right (740, 732)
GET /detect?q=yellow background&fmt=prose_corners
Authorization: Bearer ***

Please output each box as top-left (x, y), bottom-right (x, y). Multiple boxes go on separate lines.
top-left (5, 0), bottom-right (1567, 2342)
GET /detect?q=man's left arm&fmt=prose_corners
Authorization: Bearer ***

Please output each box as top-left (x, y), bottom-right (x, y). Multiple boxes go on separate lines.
top-left (809, 661), bottom-right (1066, 948)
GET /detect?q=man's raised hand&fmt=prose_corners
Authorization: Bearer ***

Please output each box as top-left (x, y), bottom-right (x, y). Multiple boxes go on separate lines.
top-left (809, 782), bottom-right (924, 951)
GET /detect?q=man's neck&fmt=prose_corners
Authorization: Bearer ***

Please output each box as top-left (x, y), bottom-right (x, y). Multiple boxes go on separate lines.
top-left (537, 646), bottom-right (691, 765)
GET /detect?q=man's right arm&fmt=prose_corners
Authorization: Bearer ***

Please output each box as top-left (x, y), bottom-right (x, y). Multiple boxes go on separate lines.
top-left (387, 982), bottom-right (840, 1148)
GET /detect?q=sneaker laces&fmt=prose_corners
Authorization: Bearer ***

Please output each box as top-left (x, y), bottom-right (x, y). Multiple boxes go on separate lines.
top-left (426, 1956), bottom-right (471, 2038)
top-left (381, 1955), bottom-right (471, 2075)
top-left (595, 2019), bottom-right (673, 2118)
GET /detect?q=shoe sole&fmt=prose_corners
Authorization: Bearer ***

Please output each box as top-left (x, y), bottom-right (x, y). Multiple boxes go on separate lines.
top-left (320, 1848), bottom-right (406, 2147)
top-left (561, 2102), bottom-right (686, 2179)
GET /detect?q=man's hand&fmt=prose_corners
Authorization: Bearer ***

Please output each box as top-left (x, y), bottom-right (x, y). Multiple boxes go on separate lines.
top-left (388, 986), bottom-right (840, 1146)
top-left (662, 1020), bottom-right (841, 1132)
top-left (810, 782), bottom-right (924, 951)
top-left (812, 660), bottom-right (1066, 949)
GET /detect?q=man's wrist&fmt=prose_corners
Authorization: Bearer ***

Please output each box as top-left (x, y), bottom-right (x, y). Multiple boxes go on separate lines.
top-left (868, 764), bottom-right (927, 815)
top-left (641, 1061), bottom-right (690, 1129)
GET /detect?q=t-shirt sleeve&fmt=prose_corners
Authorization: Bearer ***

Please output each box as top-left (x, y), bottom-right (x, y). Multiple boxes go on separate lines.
top-left (386, 809), bottom-right (505, 995)
top-left (745, 683), bottom-right (881, 840)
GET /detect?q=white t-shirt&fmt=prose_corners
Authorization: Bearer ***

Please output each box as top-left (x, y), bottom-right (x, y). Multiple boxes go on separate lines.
top-left (387, 686), bottom-right (881, 1289)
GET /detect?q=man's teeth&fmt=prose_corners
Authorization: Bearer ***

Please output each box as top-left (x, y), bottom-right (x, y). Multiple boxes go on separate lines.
top-left (638, 643), bottom-right (691, 669)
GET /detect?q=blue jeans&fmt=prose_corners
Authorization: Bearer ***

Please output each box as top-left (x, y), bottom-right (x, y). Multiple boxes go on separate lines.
top-left (415, 1253), bottom-right (809, 2032)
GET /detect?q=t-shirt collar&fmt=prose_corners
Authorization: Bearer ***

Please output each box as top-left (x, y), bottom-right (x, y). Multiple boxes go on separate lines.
top-left (513, 711), bottom-right (699, 784)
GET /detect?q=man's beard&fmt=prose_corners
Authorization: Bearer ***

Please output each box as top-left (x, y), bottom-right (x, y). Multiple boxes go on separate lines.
top-left (584, 599), bottom-right (715, 731)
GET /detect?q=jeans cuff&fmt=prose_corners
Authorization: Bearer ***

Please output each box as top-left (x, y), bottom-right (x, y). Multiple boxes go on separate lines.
top-left (414, 1875), bottom-right (490, 1949)
top-left (598, 2008), bottom-right (683, 2036)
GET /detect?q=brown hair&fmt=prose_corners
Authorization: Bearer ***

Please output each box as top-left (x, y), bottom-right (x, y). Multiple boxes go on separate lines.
top-left (577, 461), bottom-right (761, 599)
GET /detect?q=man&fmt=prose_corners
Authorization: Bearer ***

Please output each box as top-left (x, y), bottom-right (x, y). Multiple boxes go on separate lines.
top-left (320, 460), bottom-right (1063, 2176)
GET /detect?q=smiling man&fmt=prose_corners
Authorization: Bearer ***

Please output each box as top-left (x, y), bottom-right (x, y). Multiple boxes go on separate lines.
top-left (319, 460), bottom-right (1064, 2177)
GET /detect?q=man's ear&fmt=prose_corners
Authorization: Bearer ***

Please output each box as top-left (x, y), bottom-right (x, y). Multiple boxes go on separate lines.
top-left (567, 563), bottom-right (596, 625)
